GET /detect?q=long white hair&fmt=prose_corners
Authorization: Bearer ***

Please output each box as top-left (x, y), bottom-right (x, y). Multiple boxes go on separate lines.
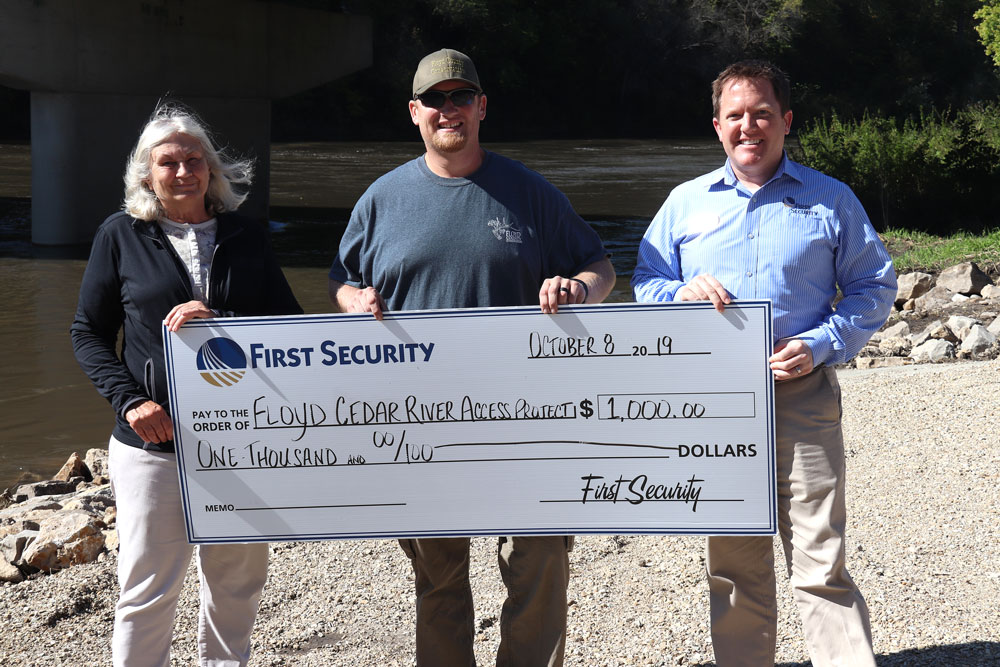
top-left (123, 102), bottom-right (254, 221)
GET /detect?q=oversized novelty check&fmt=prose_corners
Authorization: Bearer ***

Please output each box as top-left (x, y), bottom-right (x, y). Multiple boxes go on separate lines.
top-left (163, 302), bottom-right (776, 543)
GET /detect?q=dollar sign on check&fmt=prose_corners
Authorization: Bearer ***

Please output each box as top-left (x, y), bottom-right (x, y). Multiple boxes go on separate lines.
top-left (579, 398), bottom-right (594, 418)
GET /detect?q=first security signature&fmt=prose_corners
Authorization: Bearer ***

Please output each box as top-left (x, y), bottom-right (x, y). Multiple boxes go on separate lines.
top-left (580, 473), bottom-right (703, 510)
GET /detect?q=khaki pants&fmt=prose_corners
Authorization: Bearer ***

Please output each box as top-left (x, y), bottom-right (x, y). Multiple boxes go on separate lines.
top-left (706, 367), bottom-right (875, 667)
top-left (399, 535), bottom-right (571, 666)
top-left (109, 437), bottom-right (268, 667)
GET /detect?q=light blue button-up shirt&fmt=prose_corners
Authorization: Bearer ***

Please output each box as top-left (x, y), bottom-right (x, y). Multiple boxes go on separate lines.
top-left (632, 154), bottom-right (896, 366)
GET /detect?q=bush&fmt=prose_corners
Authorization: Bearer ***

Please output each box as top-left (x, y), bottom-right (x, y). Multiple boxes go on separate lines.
top-left (791, 105), bottom-right (1000, 234)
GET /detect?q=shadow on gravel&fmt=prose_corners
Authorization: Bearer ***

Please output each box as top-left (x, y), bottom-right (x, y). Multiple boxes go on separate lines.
top-left (688, 641), bottom-right (1000, 666)
top-left (870, 642), bottom-right (1000, 666)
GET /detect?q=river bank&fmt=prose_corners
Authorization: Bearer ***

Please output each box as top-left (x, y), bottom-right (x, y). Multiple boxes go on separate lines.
top-left (1, 358), bottom-right (998, 665)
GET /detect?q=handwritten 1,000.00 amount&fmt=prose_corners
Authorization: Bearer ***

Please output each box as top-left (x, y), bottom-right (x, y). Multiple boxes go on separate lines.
top-left (246, 391), bottom-right (747, 437)
top-left (191, 390), bottom-right (759, 470)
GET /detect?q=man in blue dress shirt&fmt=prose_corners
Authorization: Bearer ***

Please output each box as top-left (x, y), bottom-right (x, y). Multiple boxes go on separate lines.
top-left (632, 60), bottom-right (896, 666)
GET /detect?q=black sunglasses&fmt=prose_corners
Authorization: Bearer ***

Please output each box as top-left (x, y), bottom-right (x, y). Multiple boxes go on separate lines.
top-left (414, 88), bottom-right (480, 109)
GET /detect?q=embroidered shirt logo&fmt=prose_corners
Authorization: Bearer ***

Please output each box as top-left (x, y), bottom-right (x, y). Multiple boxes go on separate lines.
top-left (488, 217), bottom-right (522, 244)
top-left (782, 196), bottom-right (819, 216)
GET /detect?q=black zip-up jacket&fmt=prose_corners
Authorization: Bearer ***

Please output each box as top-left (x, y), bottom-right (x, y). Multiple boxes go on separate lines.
top-left (71, 211), bottom-right (303, 451)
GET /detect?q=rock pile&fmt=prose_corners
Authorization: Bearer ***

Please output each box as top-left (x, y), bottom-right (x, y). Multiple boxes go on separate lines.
top-left (855, 262), bottom-right (1000, 368)
top-left (0, 450), bottom-right (116, 583)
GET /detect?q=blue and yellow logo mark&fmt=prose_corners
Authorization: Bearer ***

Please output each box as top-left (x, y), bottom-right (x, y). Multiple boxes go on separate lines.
top-left (196, 338), bottom-right (247, 387)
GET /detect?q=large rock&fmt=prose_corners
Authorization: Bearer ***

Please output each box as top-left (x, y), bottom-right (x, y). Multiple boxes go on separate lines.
top-left (21, 510), bottom-right (106, 572)
top-left (11, 480), bottom-right (77, 504)
top-left (914, 286), bottom-right (955, 311)
top-left (910, 339), bottom-right (955, 363)
top-left (61, 485), bottom-right (115, 517)
top-left (989, 317), bottom-right (1000, 337)
top-left (895, 272), bottom-right (934, 304)
top-left (0, 524), bottom-right (27, 540)
top-left (946, 315), bottom-right (979, 339)
top-left (9, 508), bottom-right (60, 530)
top-left (936, 262), bottom-right (992, 295)
top-left (881, 321), bottom-right (911, 339)
top-left (53, 452), bottom-right (91, 483)
top-left (0, 496), bottom-right (63, 520)
top-left (878, 337), bottom-right (912, 357)
top-left (925, 320), bottom-right (959, 343)
top-left (982, 284), bottom-right (1000, 299)
top-left (85, 449), bottom-right (110, 479)
top-left (104, 528), bottom-right (119, 553)
top-left (908, 328), bottom-right (932, 348)
top-left (857, 344), bottom-right (880, 359)
top-left (960, 324), bottom-right (998, 356)
top-left (0, 510), bottom-right (58, 541)
top-left (0, 559), bottom-right (23, 583)
top-left (855, 357), bottom-right (910, 369)
top-left (1, 530), bottom-right (38, 564)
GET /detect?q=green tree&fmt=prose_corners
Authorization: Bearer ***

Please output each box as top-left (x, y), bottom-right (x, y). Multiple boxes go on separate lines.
top-left (270, 0), bottom-right (1000, 141)
top-left (975, 1), bottom-right (1000, 67)
top-left (794, 106), bottom-right (1000, 233)
top-left (689, 0), bottom-right (805, 56)
top-left (275, 0), bottom-right (721, 140)
top-left (784, 0), bottom-right (997, 121)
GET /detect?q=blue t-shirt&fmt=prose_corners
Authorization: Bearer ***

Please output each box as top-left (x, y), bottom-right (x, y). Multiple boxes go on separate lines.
top-left (330, 151), bottom-right (608, 311)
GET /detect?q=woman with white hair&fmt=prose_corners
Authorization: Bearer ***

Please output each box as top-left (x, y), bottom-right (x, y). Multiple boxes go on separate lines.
top-left (71, 102), bottom-right (301, 666)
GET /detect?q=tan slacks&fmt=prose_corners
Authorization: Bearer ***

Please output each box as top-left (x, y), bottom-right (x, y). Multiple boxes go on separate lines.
top-left (109, 437), bottom-right (268, 667)
top-left (399, 535), bottom-right (571, 666)
top-left (706, 367), bottom-right (875, 666)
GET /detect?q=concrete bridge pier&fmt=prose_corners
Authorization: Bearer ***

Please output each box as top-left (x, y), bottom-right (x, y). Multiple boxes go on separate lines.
top-left (0, 0), bottom-right (372, 245)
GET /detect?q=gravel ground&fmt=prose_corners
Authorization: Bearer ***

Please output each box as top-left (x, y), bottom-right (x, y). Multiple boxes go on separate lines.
top-left (2, 359), bottom-right (998, 666)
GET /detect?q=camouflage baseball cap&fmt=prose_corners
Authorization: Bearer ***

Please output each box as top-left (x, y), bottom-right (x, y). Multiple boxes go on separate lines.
top-left (412, 48), bottom-right (482, 97)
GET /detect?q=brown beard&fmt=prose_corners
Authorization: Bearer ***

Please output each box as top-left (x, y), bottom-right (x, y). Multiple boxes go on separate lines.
top-left (430, 130), bottom-right (468, 153)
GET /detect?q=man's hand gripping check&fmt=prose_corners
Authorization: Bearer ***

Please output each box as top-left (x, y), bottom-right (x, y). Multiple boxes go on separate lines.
top-left (677, 273), bottom-right (814, 380)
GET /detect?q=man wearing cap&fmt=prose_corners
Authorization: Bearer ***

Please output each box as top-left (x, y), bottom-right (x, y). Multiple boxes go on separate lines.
top-left (632, 60), bottom-right (895, 665)
top-left (329, 48), bottom-right (615, 666)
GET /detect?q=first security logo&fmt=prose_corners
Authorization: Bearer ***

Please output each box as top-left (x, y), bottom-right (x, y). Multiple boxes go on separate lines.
top-left (196, 337), bottom-right (247, 387)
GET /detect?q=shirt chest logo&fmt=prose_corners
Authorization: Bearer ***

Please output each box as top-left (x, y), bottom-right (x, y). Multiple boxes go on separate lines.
top-left (782, 196), bottom-right (820, 217)
top-left (488, 216), bottom-right (522, 244)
